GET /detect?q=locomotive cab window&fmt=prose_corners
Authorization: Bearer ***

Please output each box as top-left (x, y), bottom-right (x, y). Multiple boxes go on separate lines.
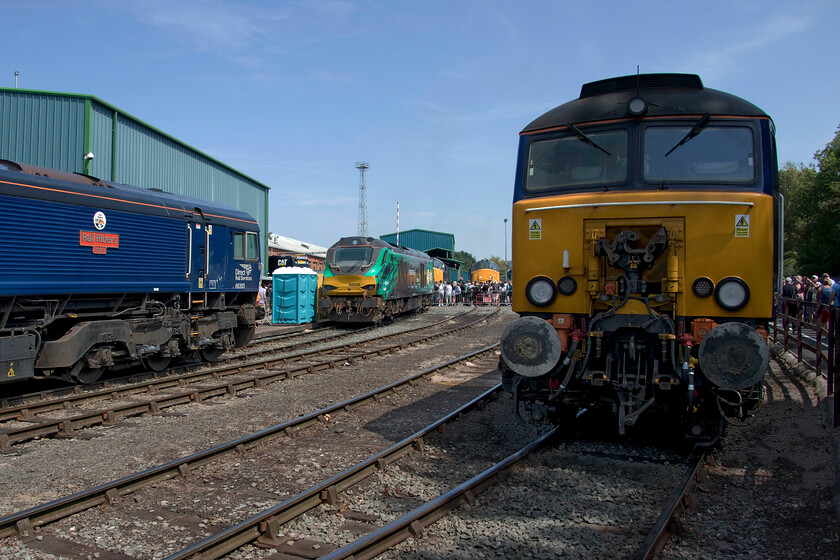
top-left (234, 231), bottom-right (259, 260)
top-left (525, 129), bottom-right (628, 192)
top-left (331, 246), bottom-right (374, 268)
top-left (643, 125), bottom-right (755, 183)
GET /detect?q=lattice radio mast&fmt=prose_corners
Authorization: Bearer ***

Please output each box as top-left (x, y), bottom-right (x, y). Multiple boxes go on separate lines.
top-left (356, 161), bottom-right (369, 237)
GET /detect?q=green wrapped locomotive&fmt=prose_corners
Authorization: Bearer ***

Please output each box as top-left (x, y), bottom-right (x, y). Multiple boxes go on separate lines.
top-left (319, 237), bottom-right (435, 323)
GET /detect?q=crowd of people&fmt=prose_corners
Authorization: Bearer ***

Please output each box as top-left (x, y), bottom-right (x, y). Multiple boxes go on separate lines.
top-left (434, 280), bottom-right (512, 306)
top-left (255, 277), bottom-right (512, 326)
top-left (780, 273), bottom-right (839, 325)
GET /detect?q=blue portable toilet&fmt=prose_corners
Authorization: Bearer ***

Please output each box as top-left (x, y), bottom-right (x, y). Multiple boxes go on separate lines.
top-left (272, 267), bottom-right (318, 324)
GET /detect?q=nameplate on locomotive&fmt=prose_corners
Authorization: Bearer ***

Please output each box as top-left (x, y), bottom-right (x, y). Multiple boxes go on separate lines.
top-left (79, 231), bottom-right (120, 254)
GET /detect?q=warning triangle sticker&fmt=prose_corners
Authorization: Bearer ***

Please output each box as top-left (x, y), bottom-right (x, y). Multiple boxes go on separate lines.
top-left (736, 216), bottom-right (748, 227)
top-left (530, 221), bottom-right (540, 230)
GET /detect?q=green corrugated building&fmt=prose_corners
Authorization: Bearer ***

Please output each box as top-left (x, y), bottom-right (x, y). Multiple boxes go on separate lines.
top-left (0, 87), bottom-right (270, 262)
top-left (380, 228), bottom-right (462, 281)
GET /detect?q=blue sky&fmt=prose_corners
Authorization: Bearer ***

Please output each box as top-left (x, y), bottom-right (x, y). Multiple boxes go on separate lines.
top-left (4, 0), bottom-right (838, 260)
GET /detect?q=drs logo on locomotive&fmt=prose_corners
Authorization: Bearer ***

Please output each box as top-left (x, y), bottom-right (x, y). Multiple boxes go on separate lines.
top-left (234, 263), bottom-right (254, 289)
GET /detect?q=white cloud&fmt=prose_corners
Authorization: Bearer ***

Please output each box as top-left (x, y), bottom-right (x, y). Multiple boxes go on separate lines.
top-left (686, 13), bottom-right (810, 80)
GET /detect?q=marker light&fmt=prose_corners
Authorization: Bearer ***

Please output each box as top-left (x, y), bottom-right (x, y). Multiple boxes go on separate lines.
top-left (557, 276), bottom-right (577, 296)
top-left (692, 277), bottom-right (715, 298)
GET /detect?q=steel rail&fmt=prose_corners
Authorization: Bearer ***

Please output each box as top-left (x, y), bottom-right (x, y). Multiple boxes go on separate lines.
top-left (632, 450), bottom-right (708, 560)
top-left (221, 312), bottom-right (410, 363)
top-left (249, 320), bottom-right (336, 343)
top-left (0, 309), bottom-right (492, 447)
top-left (316, 427), bottom-right (560, 560)
top-left (0, 308), bottom-right (475, 413)
top-left (0, 343), bottom-right (502, 540)
top-left (163, 383), bottom-right (516, 560)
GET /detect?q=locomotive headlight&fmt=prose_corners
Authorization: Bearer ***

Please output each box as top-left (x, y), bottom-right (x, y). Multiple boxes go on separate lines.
top-left (714, 277), bottom-right (750, 311)
top-left (557, 276), bottom-right (577, 296)
top-left (692, 277), bottom-right (715, 298)
top-left (628, 96), bottom-right (648, 116)
top-left (525, 276), bottom-right (557, 307)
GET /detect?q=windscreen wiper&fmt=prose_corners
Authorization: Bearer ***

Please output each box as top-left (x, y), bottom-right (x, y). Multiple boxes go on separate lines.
top-left (665, 113), bottom-right (710, 156)
top-left (346, 258), bottom-right (366, 272)
top-left (566, 123), bottom-right (611, 156)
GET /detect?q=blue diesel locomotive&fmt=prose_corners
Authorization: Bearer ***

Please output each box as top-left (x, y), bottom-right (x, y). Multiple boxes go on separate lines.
top-left (0, 160), bottom-right (261, 384)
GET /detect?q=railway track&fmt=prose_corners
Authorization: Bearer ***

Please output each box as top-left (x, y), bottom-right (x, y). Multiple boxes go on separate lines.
top-left (166, 401), bottom-right (559, 560)
top-left (0, 308), bottom-right (494, 449)
top-left (0, 344), bottom-right (506, 556)
top-left (0, 308), bottom-right (470, 408)
top-left (1, 305), bottom-right (709, 560)
top-left (1, 345), bottom-right (709, 560)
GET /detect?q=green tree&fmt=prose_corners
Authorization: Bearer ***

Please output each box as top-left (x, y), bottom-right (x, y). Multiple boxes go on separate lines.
top-left (487, 256), bottom-right (508, 278)
top-left (779, 161), bottom-right (817, 275)
top-left (453, 250), bottom-right (476, 275)
top-left (811, 127), bottom-right (840, 274)
top-left (782, 124), bottom-right (840, 275)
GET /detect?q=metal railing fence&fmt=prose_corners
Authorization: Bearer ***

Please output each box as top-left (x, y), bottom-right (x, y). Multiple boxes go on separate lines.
top-left (772, 295), bottom-right (840, 428)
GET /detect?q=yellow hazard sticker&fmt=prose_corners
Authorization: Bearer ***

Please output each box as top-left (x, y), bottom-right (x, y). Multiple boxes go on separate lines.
top-left (529, 218), bottom-right (542, 240)
top-left (735, 214), bottom-right (750, 237)
top-left (6, 362), bottom-right (15, 377)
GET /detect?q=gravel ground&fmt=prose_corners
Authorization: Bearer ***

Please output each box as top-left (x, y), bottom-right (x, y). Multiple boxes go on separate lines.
top-left (1, 307), bottom-right (839, 559)
top-left (0, 306), bottom-right (510, 558)
top-left (657, 342), bottom-right (840, 559)
top-left (377, 412), bottom-right (688, 560)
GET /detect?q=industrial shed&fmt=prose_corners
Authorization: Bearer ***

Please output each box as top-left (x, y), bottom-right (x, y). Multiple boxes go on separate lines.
top-left (0, 87), bottom-right (270, 262)
top-left (267, 233), bottom-right (327, 272)
top-left (380, 228), bottom-right (462, 280)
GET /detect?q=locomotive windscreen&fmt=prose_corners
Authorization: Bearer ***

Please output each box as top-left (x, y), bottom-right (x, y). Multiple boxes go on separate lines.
top-left (332, 246), bottom-right (373, 267)
top-left (643, 125), bottom-right (756, 183)
top-left (526, 129), bottom-right (628, 192)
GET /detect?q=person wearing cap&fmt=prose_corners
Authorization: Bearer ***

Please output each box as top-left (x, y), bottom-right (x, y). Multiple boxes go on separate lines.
top-left (804, 275), bottom-right (821, 321)
top-left (781, 277), bottom-right (798, 331)
top-left (818, 275), bottom-right (834, 323)
top-left (782, 277), bottom-right (795, 298)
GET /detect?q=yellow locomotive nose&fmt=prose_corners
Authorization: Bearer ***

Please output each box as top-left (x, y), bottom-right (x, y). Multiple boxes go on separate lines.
top-left (323, 275), bottom-right (374, 295)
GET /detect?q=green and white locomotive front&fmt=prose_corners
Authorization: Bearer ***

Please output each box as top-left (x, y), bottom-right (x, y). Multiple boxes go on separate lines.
top-left (320, 237), bottom-right (434, 323)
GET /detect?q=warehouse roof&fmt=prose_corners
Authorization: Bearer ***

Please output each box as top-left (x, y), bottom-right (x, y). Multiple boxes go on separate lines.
top-left (268, 233), bottom-right (328, 256)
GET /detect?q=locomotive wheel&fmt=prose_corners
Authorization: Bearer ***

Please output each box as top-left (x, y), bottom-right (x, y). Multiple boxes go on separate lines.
top-left (62, 358), bottom-right (106, 384)
top-left (198, 346), bottom-right (224, 363)
top-left (141, 355), bottom-right (171, 372)
top-left (71, 366), bottom-right (104, 385)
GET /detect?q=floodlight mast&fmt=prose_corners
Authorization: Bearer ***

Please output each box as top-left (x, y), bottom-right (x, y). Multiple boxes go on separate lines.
top-left (356, 161), bottom-right (370, 237)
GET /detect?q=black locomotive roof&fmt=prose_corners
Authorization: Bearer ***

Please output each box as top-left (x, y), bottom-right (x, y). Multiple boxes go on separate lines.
top-left (333, 236), bottom-right (392, 249)
top-left (522, 73), bottom-right (769, 134)
top-left (331, 236), bottom-right (430, 260)
top-left (471, 259), bottom-right (500, 272)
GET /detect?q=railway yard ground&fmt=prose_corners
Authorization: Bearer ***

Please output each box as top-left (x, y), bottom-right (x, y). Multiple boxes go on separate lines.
top-left (0, 306), bottom-right (838, 559)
